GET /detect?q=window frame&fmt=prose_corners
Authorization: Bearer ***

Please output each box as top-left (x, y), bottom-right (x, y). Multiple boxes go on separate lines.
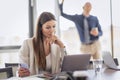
top-left (0, 0), bottom-right (34, 51)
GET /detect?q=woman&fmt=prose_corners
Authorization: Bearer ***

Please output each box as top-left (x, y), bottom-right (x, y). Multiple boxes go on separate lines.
top-left (18, 12), bottom-right (65, 77)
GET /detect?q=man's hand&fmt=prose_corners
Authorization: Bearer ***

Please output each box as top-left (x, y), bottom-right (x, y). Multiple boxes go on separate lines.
top-left (61, 0), bottom-right (64, 4)
top-left (59, 0), bottom-right (64, 4)
top-left (90, 27), bottom-right (99, 36)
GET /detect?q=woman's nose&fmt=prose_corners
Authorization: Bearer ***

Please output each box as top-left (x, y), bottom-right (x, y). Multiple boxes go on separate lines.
top-left (50, 28), bottom-right (55, 33)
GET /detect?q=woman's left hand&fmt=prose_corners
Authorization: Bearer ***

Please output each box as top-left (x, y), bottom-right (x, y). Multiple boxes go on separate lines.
top-left (51, 35), bottom-right (65, 48)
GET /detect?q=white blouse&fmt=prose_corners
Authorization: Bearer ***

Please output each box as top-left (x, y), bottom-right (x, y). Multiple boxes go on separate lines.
top-left (46, 53), bottom-right (52, 72)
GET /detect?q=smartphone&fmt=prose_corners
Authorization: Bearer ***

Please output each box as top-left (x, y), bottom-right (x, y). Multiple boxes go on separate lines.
top-left (92, 27), bottom-right (98, 31)
top-left (20, 63), bottom-right (29, 69)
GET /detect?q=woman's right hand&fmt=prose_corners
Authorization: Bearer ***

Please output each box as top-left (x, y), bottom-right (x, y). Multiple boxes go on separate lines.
top-left (18, 67), bottom-right (30, 77)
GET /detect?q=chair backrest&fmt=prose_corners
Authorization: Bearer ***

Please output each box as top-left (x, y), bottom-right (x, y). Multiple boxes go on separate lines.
top-left (5, 63), bottom-right (19, 67)
top-left (5, 63), bottom-right (19, 77)
top-left (0, 67), bottom-right (13, 79)
top-left (113, 58), bottom-right (119, 66)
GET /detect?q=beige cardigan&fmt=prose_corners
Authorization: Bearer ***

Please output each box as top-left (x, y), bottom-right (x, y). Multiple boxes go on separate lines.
top-left (19, 38), bottom-right (65, 75)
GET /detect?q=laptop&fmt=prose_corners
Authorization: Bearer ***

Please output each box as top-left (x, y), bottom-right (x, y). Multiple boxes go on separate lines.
top-left (61, 54), bottom-right (91, 72)
top-left (102, 51), bottom-right (120, 70)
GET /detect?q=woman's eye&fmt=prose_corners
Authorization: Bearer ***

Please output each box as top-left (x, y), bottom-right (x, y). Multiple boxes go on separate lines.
top-left (46, 26), bottom-right (55, 29)
top-left (46, 26), bottom-right (51, 29)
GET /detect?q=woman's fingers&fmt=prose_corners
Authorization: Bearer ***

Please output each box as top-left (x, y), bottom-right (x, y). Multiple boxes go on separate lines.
top-left (46, 35), bottom-right (57, 44)
top-left (18, 67), bottom-right (30, 77)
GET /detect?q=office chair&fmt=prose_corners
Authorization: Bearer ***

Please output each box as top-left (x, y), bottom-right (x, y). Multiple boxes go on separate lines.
top-left (0, 67), bottom-right (13, 79)
top-left (5, 63), bottom-right (19, 77)
top-left (5, 63), bottom-right (19, 67)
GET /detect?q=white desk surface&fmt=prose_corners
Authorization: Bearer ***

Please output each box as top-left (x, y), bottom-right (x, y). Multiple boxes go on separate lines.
top-left (7, 68), bottom-right (120, 80)
top-left (88, 68), bottom-right (120, 80)
top-left (7, 76), bottom-right (44, 80)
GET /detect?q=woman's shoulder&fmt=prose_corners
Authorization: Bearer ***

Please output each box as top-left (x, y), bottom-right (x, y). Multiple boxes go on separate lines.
top-left (24, 38), bottom-right (33, 42)
top-left (22, 38), bottom-right (33, 45)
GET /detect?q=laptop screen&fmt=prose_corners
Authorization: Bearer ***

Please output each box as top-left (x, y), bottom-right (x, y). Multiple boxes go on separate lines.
top-left (61, 54), bottom-right (91, 72)
top-left (102, 51), bottom-right (118, 69)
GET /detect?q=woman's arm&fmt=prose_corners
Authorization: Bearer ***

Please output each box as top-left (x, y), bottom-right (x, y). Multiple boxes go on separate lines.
top-left (18, 40), bottom-right (30, 77)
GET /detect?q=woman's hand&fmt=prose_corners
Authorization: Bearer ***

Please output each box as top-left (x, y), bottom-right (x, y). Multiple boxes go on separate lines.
top-left (51, 35), bottom-right (65, 48)
top-left (18, 67), bottom-right (30, 77)
top-left (44, 35), bottom-right (65, 48)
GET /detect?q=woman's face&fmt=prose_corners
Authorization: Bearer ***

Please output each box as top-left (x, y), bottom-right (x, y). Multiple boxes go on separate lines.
top-left (42, 20), bottom-right (56, 38)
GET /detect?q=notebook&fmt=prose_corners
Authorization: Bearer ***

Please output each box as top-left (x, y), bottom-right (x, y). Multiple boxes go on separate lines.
top-left (102, 51), bottom-right (120, 70)
top-left (61, 54), bottom-right (91, 72)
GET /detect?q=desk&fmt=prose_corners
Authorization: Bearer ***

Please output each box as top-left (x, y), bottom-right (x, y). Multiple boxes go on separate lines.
top-left (7, 68), bottom-right (120, 80)
top-left (7, 75), bottom-right (45, 80)
top-left (87, 68), bottom-right (120, 80)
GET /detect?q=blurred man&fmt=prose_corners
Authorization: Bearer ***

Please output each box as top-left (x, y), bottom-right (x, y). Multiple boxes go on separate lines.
top-left (59, 0), bottom-right (103, 59)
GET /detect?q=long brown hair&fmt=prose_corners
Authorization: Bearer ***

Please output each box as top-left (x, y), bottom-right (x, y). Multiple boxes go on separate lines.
top-left (33, 12), bottom-right (56, 70)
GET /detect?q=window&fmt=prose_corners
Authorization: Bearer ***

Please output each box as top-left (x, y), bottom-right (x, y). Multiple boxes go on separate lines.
top-left (59, 0), bottom-right (111, 54)
top-left (0, 0), bottom-right (29, 48)
top-left (112, 0), bottom-right (120, 61)
top-left (0, 0), bottom-right (29, 68)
